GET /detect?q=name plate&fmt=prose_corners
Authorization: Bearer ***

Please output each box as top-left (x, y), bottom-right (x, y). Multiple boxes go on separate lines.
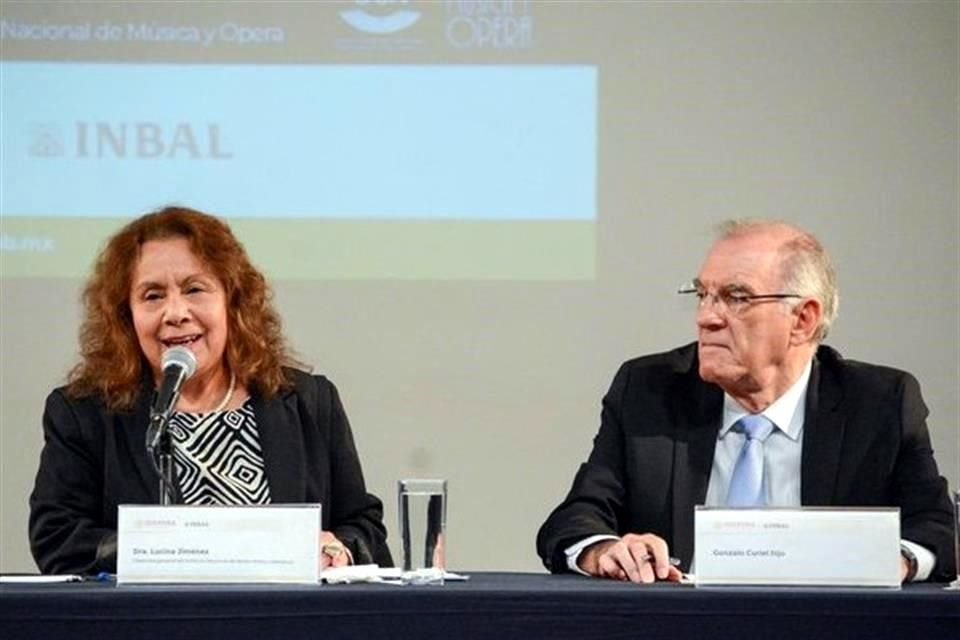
top-left (694, 507), bottom-right (900, 587)
top-left (117, 504), bottom-right (321, 584)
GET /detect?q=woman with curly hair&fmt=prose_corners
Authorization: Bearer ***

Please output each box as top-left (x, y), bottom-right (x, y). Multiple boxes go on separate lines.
top-left (29, 206), bottom-right (391, 574)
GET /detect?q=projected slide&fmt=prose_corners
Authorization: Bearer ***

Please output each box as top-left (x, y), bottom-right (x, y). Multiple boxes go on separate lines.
top-left (0, 3), bottom-right (597, 279)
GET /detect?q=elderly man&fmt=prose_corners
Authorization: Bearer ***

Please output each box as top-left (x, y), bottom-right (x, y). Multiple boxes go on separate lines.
top-left (537, 220), bottom-right (955, 583)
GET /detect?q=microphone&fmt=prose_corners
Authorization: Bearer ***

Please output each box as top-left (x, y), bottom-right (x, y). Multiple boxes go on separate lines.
top-left (146, 346), bottom-right (196, 505)
top-left (150, 346), bottom-right (198, 422)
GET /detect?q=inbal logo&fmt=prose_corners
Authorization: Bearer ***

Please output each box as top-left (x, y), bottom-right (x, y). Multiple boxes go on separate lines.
top-left (64, 122), bottom-right (233, 159)
top-left (339, 0), bottom-right (421, 35)
top-left (29, 123), bottom-right (65, 157)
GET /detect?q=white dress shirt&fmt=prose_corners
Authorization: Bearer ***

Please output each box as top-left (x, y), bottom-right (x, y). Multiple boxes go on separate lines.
top-left (703, 361), bottom-right (810, 508)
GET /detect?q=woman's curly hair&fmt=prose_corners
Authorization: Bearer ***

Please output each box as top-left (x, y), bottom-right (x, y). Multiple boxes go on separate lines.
top-left (68, 206), bottom-right (299, 410)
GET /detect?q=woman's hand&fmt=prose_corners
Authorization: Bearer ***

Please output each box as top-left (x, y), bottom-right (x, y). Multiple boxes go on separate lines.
top-left (320, 531), bottom-right (352, 569)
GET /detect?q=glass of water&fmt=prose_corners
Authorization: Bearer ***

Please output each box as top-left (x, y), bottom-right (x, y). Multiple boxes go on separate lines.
top-left (947, 490), bottom-right (959, 590)
top-left (398, 479), bottom-right (447, 585)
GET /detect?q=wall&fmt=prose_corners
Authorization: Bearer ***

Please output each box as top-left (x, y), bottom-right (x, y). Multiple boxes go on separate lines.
top-left (1, 1), bottom-right (957, 572)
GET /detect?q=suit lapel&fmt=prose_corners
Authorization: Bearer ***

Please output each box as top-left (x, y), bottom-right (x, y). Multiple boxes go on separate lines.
top-left (122, 389), bottom-right (163, 503)
top-left (671, 373), bottom-right (723, 569)
top-left (801, 348), bottom-right (845, 505)
top-left (255, 389), bottom-right (305, 503)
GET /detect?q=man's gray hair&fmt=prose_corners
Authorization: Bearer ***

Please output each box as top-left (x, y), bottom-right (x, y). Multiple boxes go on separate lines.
top-left (717, 219), bottom-right (839, 341)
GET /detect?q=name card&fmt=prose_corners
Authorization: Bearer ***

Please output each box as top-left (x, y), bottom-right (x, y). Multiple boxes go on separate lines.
top-left (694, 507), bottom-right (900, 587)
top-left (117, 504), bottom-right (321, 584)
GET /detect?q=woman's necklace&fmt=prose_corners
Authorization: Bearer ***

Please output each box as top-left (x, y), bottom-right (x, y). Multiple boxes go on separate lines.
top-left (210, 372), bottom-right (236, 413)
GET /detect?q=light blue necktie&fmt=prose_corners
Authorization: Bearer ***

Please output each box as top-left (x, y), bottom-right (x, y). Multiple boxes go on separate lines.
top-left (726, 414), bottom-right (776, 507)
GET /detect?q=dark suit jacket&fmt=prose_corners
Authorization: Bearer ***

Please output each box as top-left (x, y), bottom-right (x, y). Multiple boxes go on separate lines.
top-left (536, 343), bottom-right (956, 581)
top-left (29, 368), bottom-right (392, 574)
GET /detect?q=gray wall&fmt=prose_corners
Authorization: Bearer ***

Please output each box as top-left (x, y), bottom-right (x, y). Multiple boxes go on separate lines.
top-left (1, 1), bottom-right (958, 572)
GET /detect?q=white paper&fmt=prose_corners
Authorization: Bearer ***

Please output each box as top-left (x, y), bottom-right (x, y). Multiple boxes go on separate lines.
top-left (322, 565), bottom-right (400, 584)
top-left (320, 565), bottom-right (470, 585)
top-left (0, 575), bottom-right (83, 583)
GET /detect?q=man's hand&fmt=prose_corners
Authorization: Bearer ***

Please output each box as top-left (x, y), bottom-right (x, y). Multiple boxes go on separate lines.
top-left (320, 531), bottom-right (352, 569)
top-left (578, 533), bottom-right (683, 583)
top-left (899, 556), bottom-right (908, 582)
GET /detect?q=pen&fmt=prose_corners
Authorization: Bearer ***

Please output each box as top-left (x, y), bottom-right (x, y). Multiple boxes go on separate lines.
top-left (639, 555), bottom-right (681, 567)
top-left (83, 572), bottom-right (116, 582)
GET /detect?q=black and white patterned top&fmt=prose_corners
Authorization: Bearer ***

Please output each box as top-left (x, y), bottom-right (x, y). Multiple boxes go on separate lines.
top-left (167, 399), bottom-right (272, 505)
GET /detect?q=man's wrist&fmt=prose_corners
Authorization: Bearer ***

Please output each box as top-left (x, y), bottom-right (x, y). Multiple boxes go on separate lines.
top-left (900, 544), bottom-right (918, 582)
top-left (565, 534), bottom-right (619, 575)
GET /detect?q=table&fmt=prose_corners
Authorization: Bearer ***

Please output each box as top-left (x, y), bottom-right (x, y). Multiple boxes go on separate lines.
top-left (2, 572), bottom-right (957, 640)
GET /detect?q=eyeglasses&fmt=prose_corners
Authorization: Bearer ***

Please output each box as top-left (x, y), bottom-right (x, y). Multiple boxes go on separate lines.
top-left (677, 281), bottom-right (802, 315)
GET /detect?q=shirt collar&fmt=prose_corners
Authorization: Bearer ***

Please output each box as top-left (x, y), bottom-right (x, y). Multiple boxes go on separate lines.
top-left (719, 359), bottom-right (812, 441)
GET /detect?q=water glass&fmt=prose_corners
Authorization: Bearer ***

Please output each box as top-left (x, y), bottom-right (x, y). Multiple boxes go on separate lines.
top-left (398, 479), bottom-right (447, 584)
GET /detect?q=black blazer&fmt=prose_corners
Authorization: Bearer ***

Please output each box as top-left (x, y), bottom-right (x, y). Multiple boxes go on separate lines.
top-left (536, 343), bottom-right (956, 581)
top-left (29, 368), bottom-right (392, 574)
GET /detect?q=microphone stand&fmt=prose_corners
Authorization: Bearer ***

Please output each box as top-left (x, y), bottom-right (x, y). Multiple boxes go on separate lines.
top-left (150, 414), bottom-right (178, 505)
top-left (146, 409), bottom-right (180, 506)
